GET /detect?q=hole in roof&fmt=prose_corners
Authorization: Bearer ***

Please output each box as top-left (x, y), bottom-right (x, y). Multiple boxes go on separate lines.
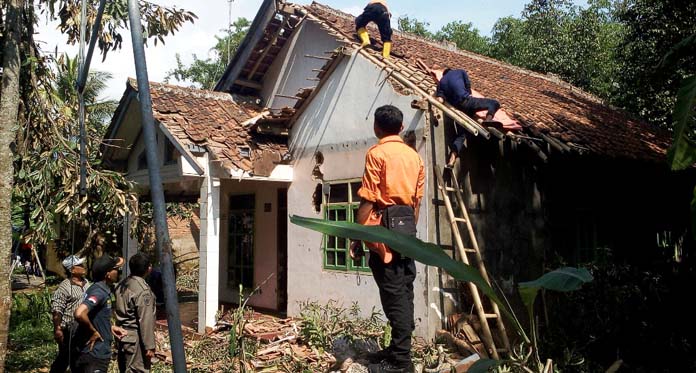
top-left (239, 146), bottom-right (251, 159)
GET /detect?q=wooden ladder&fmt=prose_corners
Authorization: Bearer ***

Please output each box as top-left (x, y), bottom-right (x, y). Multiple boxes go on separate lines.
top-left (435, 166), bottom-right (510, 359)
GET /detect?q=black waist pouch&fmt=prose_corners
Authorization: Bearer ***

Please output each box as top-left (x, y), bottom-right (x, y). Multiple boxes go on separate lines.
top-left (382, 205), bottom-right (417, 237)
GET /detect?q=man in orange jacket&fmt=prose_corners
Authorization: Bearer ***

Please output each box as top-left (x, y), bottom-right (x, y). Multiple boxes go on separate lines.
top-left (351, 105), bottom-right (425, 373)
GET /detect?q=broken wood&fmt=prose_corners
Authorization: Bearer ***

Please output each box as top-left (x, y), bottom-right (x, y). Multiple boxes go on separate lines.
top-left (436, 329), bottom-right (483, 358)
top-left (274, 94), bottom-right (302, 100)
top-left (304, 54), bottom-right (333, 60)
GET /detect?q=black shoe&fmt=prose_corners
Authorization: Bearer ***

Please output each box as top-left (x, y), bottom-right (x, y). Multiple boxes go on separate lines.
top-left (365, 347), bottom-right (392, 364)
top-left (368, 360), bottom-right (415, 373)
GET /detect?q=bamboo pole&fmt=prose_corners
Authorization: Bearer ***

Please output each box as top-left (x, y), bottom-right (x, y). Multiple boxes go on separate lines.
top-left (435, 167), bottom-right (499, 359)
top-left (449, 169), bottom-right (511, 353)
top-left (300, 10), bottom-right (490, 138)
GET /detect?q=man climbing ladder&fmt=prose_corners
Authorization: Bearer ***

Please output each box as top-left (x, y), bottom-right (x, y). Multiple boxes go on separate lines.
top-left (355, 0), bottom-right (392, 59)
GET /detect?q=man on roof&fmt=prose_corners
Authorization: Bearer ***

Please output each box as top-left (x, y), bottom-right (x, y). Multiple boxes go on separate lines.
top-left (355, 0), bottom-right (393, 59)
top-left (430, 65), bottom-right (501, 167)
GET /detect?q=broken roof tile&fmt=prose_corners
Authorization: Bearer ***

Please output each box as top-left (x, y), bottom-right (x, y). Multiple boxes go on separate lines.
top-left (304, 2), bottom-right (671, 162)
top-left (127, 79), bottom-right (287, 174)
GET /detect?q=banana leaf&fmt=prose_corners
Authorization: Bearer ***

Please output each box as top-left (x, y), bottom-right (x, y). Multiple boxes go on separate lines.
top-left (667, 75), bottom-right (696, 171)
top-left (289, 215), bottom-right (517, 326)
top-left (518, 267), bottom-right (593, 319)
top-left (468, 358), bottom-right (501, 373)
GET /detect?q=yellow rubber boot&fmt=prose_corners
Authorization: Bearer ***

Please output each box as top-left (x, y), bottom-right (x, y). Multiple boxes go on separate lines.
top-left (382, 41), bottom-right (392, 59)
top-left (357, 27), bottom-right (370, 46)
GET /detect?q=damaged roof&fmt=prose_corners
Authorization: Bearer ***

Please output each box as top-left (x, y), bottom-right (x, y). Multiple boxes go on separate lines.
top-left (121, 79), bottom-right (287, 176)
top-left (299, 2), bottom-right (671, 162)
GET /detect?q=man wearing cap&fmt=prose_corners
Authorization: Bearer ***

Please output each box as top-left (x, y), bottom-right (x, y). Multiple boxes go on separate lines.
top-left (50, 255), bottom-right (89, 373)
top-left (72, 255), bottom-right (128, 373)
top-left (115, 253), bottom-right (156, 373)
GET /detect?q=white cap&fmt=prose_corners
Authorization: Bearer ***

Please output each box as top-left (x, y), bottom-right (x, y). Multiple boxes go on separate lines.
top-left (62, 255), bottom-right (86, 270)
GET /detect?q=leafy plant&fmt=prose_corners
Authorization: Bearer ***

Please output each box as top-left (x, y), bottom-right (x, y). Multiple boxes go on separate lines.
top-left (165, 17), bottom-right (250, 89)
top-left (289, 216), bottom-right (593, 373)
top-left (297, 300), bottom-right (388, 352)
top-left (6, 289), bottom-right (56, 371)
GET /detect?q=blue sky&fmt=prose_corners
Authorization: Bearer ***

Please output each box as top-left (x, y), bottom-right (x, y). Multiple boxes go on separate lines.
top-left (36, 0), bottom-right (586, 100)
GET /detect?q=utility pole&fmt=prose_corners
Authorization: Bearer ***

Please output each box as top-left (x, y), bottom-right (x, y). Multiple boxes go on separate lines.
top-left (127, 0), bottom-right (188, 371)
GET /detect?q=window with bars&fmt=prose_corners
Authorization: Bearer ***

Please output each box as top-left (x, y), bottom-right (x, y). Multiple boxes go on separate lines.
top-left (323, 180), bottom-right (370, 272)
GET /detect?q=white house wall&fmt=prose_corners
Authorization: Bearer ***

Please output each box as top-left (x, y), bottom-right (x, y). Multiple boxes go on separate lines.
top-left (286, 52), bottom-right (436, 337)
top-left (261, 20), bottom-right (342, 110)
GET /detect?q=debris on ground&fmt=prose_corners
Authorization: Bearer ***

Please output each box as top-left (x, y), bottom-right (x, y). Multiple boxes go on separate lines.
top-left (152, 303), bottom-right (484, 372)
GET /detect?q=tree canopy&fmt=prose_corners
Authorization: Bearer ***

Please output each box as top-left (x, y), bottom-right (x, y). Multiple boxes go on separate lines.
top-left (394, 0), bottom-right (695, 130)
top-left (166, 17), bottom-right (250, 89)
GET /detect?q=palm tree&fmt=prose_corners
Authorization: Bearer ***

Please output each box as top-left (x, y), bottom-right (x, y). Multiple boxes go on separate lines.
top-left (54, 54), bottom-right (118, 136)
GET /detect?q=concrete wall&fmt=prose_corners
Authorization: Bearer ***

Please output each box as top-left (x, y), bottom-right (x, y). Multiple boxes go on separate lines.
top-left (261, 20), bottom-right (342, 110)
top-left (285, 51), bottom-right (439, 337)
top-left (218, 179), bottom-right (289, 310)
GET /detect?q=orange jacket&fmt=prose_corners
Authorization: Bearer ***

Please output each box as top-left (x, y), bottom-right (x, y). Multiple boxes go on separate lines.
top-left (358, 135), bottom-right (425, 263)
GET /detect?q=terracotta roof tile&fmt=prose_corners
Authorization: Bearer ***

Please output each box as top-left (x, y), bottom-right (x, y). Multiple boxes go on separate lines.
top-left (305, 2), bottom-right (671, 162)
top-left (127, 79), bottom-right (287, 175)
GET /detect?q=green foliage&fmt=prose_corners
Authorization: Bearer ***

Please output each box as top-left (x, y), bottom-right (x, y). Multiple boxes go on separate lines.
top-left (39, 0), bottom-right (197, 60)
top-left (490, 0), bottom-right (622, 100)
top-left (540, 259), bottom-right (696, 372)
top-left (397, 15), bottom-right (434, 38)
top-left (614, 0), bottom-right (696, 128)
top-left (518, 267), bottom-right (593, 314)
top-left (435, 21), bottom-right (491, 55)
top-left (289, 216), bottom-right (513, 325)
top-left (290, 216), bottom-right (596, 372)
top-left (12, 49), bottom-right (137, 246)
top-left (666, 75), bottom-right (696, 170)
top-left (298, 301), bottom-right (388, 352)
top-left (165, 18), bottom-right (250, 89)
top-left (54, 54), bottom-right (117, 133)
top-left (6, 290), bottom-right (56, 372)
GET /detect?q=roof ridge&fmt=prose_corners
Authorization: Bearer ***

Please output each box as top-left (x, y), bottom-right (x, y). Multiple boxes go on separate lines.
top-left (305, 1), bottom-right (604, 105)
top-left (127, 78), bottom-right (238, 102)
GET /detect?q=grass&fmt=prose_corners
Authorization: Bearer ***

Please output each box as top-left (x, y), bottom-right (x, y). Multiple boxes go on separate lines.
top-left (6, 289), bottom-right (57, 372)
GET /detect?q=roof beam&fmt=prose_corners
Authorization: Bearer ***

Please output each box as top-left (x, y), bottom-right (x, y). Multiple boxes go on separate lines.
top-left (246, 16), bottom-right (289, 80)
top-left (234, 79), bottom-right (263, 90)
top-left (214, 0), bottom-right (277, 92)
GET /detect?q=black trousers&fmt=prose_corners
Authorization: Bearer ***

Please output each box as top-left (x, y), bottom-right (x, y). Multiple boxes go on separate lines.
top-left (355, 3), bottom-right (392, 42)
top-left (49, 327), bottom-right (72, 373)
top-left (458, 96), bottom-right (500, 119)
top-left (71, 353), bottom-right (110, 373)
top-left (451, 97), bottom-right (500, 153)
top-left (369, 254), bottom-right (417, 366)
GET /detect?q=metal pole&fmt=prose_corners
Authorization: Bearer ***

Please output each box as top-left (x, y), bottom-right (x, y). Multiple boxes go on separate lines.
top-left (126, 0), bottom-right (187, 371)
top-left (77, 0), bottom-right (88, 195)
top-left (76, 0), bottom-right (108, 92)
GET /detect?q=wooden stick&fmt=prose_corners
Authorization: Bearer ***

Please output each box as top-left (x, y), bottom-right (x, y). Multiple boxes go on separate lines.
top-left (304, 54), bottom-right (333, 60)
top-left (299, 11), bottom-right (489, 138)
top-left (274, 94), bottom-right (302, 100)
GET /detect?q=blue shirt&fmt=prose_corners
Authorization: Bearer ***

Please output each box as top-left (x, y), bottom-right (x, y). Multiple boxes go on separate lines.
top-left (75, 281), bottom-right (113, 359)
top-left (436, 69), bottom-right (472, 105)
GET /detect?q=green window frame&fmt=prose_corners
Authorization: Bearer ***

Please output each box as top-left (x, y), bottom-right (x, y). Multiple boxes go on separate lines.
top-left (323, 180), bottom-right (370, 272)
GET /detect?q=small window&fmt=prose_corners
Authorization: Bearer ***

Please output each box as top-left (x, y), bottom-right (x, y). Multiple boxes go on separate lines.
top-left (323, 180), bottom-right (369, 272)
top-left (164, 140), bottom-right (177, 165)
top-left (137, 151), bottom-right (147, 170)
